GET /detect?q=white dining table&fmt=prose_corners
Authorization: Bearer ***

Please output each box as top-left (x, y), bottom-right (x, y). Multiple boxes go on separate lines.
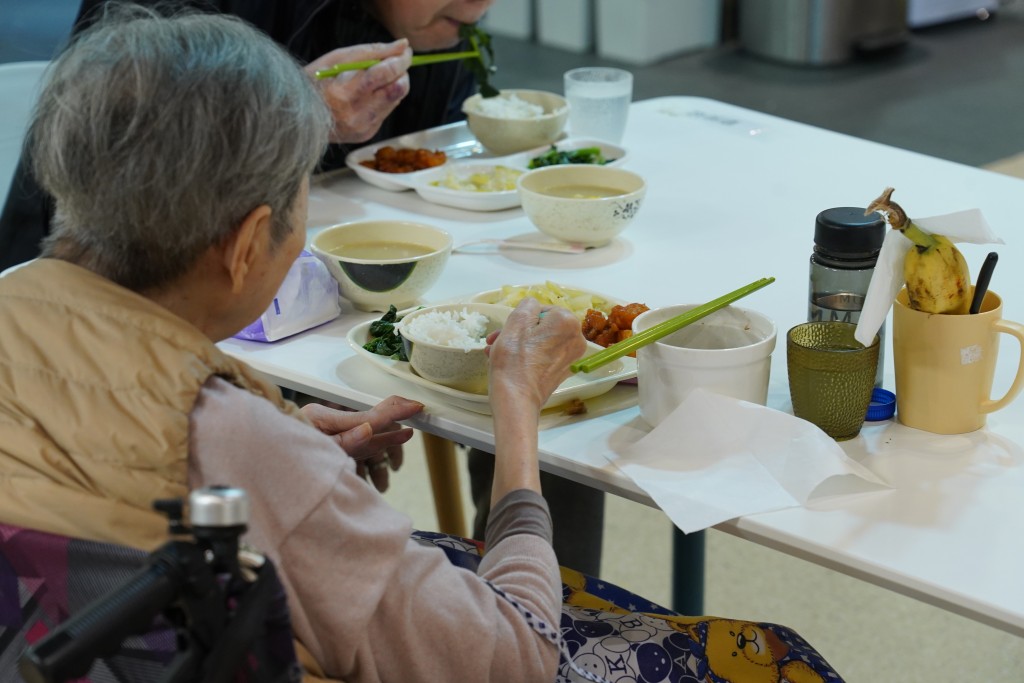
top-left (219, 96), bottom-right (1024, 638)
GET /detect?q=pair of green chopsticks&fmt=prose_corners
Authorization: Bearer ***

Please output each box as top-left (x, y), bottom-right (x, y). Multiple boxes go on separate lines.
top-left (570, 277), bottom-right (776, 374)
top-left (314, 50), bottom-right (479, 80)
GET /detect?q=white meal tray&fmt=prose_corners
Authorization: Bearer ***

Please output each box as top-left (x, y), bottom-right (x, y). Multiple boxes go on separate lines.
top-left (344, 122), bottom-right (628, 212)
top-left (345, 286), bottom-right (637, 414)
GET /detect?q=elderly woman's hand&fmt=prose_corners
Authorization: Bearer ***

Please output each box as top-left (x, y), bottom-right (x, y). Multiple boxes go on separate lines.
top-left (306, 40), bottom-right (412, 144)
top-left (486, 298), bottom-right (588, 411)
top-left (301, 395), bottom-right (424, 492)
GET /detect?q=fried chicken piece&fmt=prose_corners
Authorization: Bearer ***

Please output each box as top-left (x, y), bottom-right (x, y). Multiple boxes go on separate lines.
top-left (359, 146), bottom-right (447, 173)
top-left (580, 303), bottom-right (650, 354)
top-left (592, 328), bottom-right (620, 348)
top-left (582, 308), bottom-right (609, 342)
top-left (608, 303), bottom-right (650, 331)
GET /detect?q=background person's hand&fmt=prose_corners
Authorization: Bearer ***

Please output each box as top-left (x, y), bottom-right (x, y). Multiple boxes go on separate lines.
top-left (486, 298), bottom-right (588, 410)
top-left (306, 40), bottom-right (412, 144)
top-left (301, 395), bottom-right (424, 492)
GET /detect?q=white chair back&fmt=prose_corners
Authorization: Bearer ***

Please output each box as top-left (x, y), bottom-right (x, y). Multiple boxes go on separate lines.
top-left (0, 60), bottom-right (50, 204)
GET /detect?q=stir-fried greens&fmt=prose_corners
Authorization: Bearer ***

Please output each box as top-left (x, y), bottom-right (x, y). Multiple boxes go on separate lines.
top-left (363, 305), bottom-right (407, 361)
top-left (527, 145), bottom-right (616, 169)
top-left (459, 24), bottom-right (499, 98)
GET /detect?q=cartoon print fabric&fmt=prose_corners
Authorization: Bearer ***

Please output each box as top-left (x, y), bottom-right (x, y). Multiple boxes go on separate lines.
top-left (413, 531), bottom-right (844, 683)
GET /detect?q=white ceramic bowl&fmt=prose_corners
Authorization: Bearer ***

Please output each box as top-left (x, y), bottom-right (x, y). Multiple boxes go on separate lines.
top-left (462, 89), bottom-right (569, 155)
top-left (516, 165), bottom-right (646, 247)
top-left (310, 221), bottom-right (452, 313)
top-left (632, 304), bottom-right (777, 427)
top-left (396, 303), bottom-right (513, 394)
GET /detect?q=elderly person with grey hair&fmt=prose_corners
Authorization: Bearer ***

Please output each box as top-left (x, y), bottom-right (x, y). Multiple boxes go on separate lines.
top-left (0, 6), bottom-right (587, 683)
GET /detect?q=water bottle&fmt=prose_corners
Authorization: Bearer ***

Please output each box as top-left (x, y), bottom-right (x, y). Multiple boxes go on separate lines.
top-left (808, 206), bottom-right (886, 386)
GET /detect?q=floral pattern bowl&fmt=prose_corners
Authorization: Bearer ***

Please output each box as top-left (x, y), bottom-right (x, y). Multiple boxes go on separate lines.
top-left (516, 165), bottom-right (646, 247)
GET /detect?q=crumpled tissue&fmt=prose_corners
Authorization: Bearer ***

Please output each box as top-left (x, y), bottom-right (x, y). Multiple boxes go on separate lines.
top-left (234, 250), bottom-right (340, 342)
top-left (854, 209), bottom-right (1004, 348)
top-left (608, 389), bottom-right (889, 534)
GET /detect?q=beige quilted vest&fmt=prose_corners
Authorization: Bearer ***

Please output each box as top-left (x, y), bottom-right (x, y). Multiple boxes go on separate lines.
top-left (0, 259), bottom-right (340, 680)
top-left (0, 258), bottom-right (305, 548)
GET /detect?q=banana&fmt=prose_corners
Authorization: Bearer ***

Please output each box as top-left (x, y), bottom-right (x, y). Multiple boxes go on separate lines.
top-left (866, 187), bottom-right (971, 314)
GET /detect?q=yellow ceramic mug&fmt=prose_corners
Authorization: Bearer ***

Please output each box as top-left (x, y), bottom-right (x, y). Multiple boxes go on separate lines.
top-left (892, 289), bottom-right (1024, 434)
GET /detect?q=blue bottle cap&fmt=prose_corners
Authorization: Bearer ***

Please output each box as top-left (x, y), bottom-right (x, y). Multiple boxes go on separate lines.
top-left (866, 388), bottom-right (896, 421)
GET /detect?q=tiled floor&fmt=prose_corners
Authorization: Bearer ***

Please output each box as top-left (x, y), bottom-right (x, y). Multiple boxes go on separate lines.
top-left (5, 3), bottom-right (1024, 681)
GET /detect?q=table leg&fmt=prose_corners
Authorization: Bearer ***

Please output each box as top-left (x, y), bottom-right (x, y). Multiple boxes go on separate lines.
top-left (672, 528), bottom-right (705, 615)
top-left (421, 433), bottom-right (468, 538)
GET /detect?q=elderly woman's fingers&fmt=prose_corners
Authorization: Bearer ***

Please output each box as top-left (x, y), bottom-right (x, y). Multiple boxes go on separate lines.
top-left (386, 441), bottom-right (404, 472)
top-left (306, 41), bottom-right (413, 143)
top-left (356, 455), bottom-right (393, 493)
top-left (300, 396), bottom-right (421, 469)
top-left (365, 395), bottom-right (426, 425)
top-left (301, 395), bottom-right (423, 436)
top-left (319, 78), bottom-right (408, 143)
top-left (339, 424), bottom-right (415, 463)
top-left (487, 298), bottom-right (589, 406)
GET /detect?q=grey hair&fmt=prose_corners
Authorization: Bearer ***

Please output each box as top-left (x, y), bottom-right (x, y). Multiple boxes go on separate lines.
top-left (29, 4), bottom-right (332, 291)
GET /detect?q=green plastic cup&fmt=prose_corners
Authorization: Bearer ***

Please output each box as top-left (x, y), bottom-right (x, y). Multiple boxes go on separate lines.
top-left (787, 321), bottom-right (879, 441)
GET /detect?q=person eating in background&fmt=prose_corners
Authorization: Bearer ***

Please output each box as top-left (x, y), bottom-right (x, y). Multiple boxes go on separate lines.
top-left (0, 0), bottom-right (495, 267)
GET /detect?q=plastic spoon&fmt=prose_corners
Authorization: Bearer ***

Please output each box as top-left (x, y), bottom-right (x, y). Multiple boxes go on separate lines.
top-left (452, 239), bottom-right (588, 254)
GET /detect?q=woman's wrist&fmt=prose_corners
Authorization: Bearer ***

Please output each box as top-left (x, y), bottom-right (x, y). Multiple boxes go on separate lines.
top-left (490, 392), bottom-right (542, 503)
top-left (489, 378), bottom-right (544, 414)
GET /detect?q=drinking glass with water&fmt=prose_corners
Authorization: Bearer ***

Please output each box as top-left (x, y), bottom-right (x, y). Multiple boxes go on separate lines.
top-left (563, 67), bottom-right (633, 144)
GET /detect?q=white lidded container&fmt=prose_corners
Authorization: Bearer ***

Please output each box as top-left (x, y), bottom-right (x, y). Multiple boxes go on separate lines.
top-left (633, 304), bottom-right (777, 427)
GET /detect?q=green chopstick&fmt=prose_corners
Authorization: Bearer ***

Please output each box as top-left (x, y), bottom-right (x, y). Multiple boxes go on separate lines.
top-left (570, 277), bottom-right (776, 374)
top-left (314, 50), bottom-right (480, 80)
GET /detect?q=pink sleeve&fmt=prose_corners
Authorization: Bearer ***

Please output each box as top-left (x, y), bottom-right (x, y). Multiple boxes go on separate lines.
top-left (188, 377), bottom-right (560, 683)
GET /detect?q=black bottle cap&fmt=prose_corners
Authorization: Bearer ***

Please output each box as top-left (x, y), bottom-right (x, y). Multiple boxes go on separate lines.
top-left (814, 207), bottom-right (885, 258)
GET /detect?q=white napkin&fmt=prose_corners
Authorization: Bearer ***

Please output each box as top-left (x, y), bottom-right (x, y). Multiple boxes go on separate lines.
top-left (854, 209), bottom-right (1004, 347)
top-left (607, 389), bottom-right (889, 534)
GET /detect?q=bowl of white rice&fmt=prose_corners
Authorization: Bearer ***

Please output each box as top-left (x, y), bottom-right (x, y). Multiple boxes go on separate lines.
top-left (396, 303), bottom-right (513, 394)
top-left (462, 89), bottom-right (569, 155)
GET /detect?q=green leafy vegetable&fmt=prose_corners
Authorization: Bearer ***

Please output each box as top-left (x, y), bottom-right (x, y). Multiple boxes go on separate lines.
top-left (459, 24), bottom-right (499, 98)
top-left (527, 145), bottom-right (616, 169)
top-left (364, 305), bottom-right (407, 361)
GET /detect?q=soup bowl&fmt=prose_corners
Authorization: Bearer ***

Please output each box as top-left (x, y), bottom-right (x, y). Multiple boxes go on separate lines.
top-left (310, 220), bottom-right (453, 312)
top-left (516, 165), bottom-right (646, 247)
top-left (462, 89), bottom-right (569, 155)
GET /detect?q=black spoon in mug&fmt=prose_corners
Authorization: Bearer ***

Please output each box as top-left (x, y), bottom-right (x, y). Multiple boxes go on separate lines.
top-left (969, 251), bottom-right (999, 314)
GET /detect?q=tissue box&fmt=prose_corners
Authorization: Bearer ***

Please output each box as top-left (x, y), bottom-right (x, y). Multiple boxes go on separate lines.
top-left (234, 250), bottom-right (340, 343)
